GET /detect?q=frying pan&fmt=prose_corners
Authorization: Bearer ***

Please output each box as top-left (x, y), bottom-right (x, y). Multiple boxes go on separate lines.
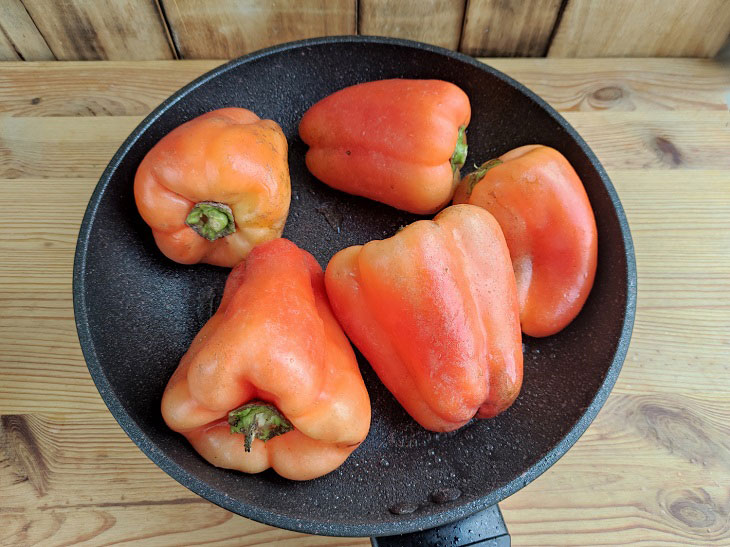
top-left (73, 36), bottom-right (636, 544)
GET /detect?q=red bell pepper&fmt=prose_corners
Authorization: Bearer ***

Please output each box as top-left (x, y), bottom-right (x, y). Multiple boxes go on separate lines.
top-left (325, 205), bottom-right (523, 432)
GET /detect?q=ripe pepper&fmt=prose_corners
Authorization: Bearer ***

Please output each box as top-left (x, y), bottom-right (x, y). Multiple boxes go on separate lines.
top-left (134, 108), bottom-right (290, 267)
top-left (325, 205), bottom-right (522, 432)
top-left (453, 145), bottom-right (598, 337)
top-left (161, 238), bottom-right (371, 480)
top-left (299, 79), bottom-right (471, 214)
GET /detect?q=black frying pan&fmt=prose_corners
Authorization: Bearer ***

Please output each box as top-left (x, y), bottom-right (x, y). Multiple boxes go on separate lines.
top-left (73, 36), bottom-right (636, 544)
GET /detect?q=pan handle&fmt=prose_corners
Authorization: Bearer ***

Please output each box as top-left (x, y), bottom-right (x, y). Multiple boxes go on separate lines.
top-left (370, 504), bottom-right (510, 546)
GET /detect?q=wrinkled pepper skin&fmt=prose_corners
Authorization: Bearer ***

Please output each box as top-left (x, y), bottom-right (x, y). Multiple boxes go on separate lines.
top-left (299, 79), bottom-right (471, 214)
top-left (325, 205), bottom-right (522, 432)
top-left (135, 108), bottom-right (290, 267)
top-left (454, 145), bottom-right (598, 338)
top-left (161, 239), bottom-right (371, 480)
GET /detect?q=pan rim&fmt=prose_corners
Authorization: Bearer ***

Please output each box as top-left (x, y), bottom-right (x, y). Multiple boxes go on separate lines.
top-left (72, 34), bottom-right (637, 537)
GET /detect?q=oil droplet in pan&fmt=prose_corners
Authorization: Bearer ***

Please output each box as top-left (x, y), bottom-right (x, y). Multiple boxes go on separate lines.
top-left (430, 488), bottom-right (462, 504)
top-left (389, 502), bottom-right (419, 515)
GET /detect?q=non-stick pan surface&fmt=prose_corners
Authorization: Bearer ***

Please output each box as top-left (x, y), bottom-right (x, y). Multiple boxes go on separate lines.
top-left (73, 36), bottom-right (636, 537)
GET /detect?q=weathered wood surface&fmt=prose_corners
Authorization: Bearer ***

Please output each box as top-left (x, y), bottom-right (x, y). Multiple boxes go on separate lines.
top-left (0, 1), bottom-right (53, 61)
top-left (21, 0), bottom-right (175, 60)
top-left (548, 0), bottom-right (730, 58)
top-left (358, 0), bottom-right (465, 50)
top-left (2, 0), bottom-right (730, 60)
top-left (0, 58), bottom-right (728, 545)
top-left (460, 0), bottom-right (562, 57)
top-left (160, 0), bottom-right (357, 59)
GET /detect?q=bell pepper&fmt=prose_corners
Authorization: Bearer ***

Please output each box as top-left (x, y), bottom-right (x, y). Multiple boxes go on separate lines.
top-left (299, 79), bottom-right (471, 214)
top-left (161, 238), bottom-right (371, 480)
top-left (324, 205), bottom-right (522, 432)
top-left (134, 108), bottom-right (291, 267)
top-left (453, 145), bottom-right (598, 338)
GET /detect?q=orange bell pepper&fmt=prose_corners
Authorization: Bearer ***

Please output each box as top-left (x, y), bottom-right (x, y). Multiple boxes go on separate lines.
top-left (453, 145), bottom-right (598, 337)
top-left (325, 205), bottom-right (522, 432)
top-left (134, 108), bottom-right (290, 267)
top-left (161, 239), bottom-right (371, 480)
top-left (299, 79), bottom-right (471, 214)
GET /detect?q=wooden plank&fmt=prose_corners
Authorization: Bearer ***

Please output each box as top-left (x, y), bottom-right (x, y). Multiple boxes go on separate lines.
top-left (161, 0), bottom-right (356, 59)
top-left (1, 414), bottom-right (369, 546)
top-left (0, 56), bottom-right (724, 116)
top-left (21, 0), bottom-right (175, 60)
top-left (1, 171), bottom-right (728, 414)
top-left (358, 0), bottom-right (465, 50)
top-left (460, 0), bottom-right (562, 57)
top-left (549, 0), bottom-right (730, 58)
top-left (562, 111), bottom-right (730, 170)
top-left (3, 111), bottom-right (729, 181)
top-left (0, 29), bottom-right (21, 62)
top-left (0, 178), bottom-right (103, 414)
top-left (0, 116), bottom-right (142, 179)
top-left (484, 58), bottom-right (730, 112)
top-left (1, 387), bottom-right (728, 544)
top-left (0, 1), bottom-right (54, 61)
top-left (1, 59), bottom-right (728, 118)
top-left (571, 111), bottom-right (730, 169)
top-left (502, 393), bottom-right (730, 545)
top-left (0, 60), bottom-right (221, 117)
top-left (609, 172), bottom-right (730, 397)
top-left (0, 506), bottom-right (365, 546)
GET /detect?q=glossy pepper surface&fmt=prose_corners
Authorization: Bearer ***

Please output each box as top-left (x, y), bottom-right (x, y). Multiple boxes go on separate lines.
top-left (161, 239), bottom-right (371, 480)
top-left (135, 108), bottom-right (290, 267)
top-left (325, 205), bottom-right (522, 432)
top-left (454, 145), bottom-right (598, 337)
top-left (299, 79), bottom-right (471, 214)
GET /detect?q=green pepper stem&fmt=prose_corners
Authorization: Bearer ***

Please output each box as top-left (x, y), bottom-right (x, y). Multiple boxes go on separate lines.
top-left (185, 201), bottom-right (236, 241)
top-left (450, 126), bottom-right (468, 173)
top-left (228, 401), bottom-right (293, 452)
top-left (464, 158), bottom-right (503, 198)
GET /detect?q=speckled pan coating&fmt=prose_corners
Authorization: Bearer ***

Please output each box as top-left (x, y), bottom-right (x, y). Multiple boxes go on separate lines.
top-left (73, 36), bottom-right (637, 538)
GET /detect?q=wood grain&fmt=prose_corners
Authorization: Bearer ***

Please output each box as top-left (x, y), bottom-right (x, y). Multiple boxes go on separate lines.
top-left (502, 394), bottom-right (730, 545)
top-left (0, 60), bottom-right (219, 116)
top-left (562, 111), bottom-right (730, 169)
top-left (0, 178), bottom-right (102, 415)
top-left (0, 410), bottom-right (364, 547)
top-left (358, 0), bottom-right (465, 50)
top-left (0, 116), bottom-right (141, 179)
top-left (1, 0), bottom-right (730, 62)
top-left (485, 58), bottom-right (730, 112)
top-left (0, 1), bottom-right (54, 61)
top-left (549, 0), bottom-right (730, 58)
top-left (1, 59), bottom-right (728, 118)
top-left (608, 170), bottom-right (730, 398)
top-left (1, 390), bottom-right (728, 545)
top-left (0, 59), bottom-right (728, 545)
top-left (161, 0), bottom-right (356, 59)
top-left (3, 111), bottom-right (728, 181)
top-left (460, 0), bottom-right (562, 57)
top-left (21, 0), bottom-right (175, 60)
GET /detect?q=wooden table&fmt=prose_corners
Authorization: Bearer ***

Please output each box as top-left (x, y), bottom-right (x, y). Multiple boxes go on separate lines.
top-left (1, 58), bottom-right (728, 546)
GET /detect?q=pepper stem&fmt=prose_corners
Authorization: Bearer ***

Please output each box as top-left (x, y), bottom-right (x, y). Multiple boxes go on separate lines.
top-left (464, 158), bottom-right (503, 197)
top-left (450, 125), bottom-right (468, 173)
top-left (228, 401), bottom-right (293, 452)
top-left (185, 201), bottom-right (236, 241)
